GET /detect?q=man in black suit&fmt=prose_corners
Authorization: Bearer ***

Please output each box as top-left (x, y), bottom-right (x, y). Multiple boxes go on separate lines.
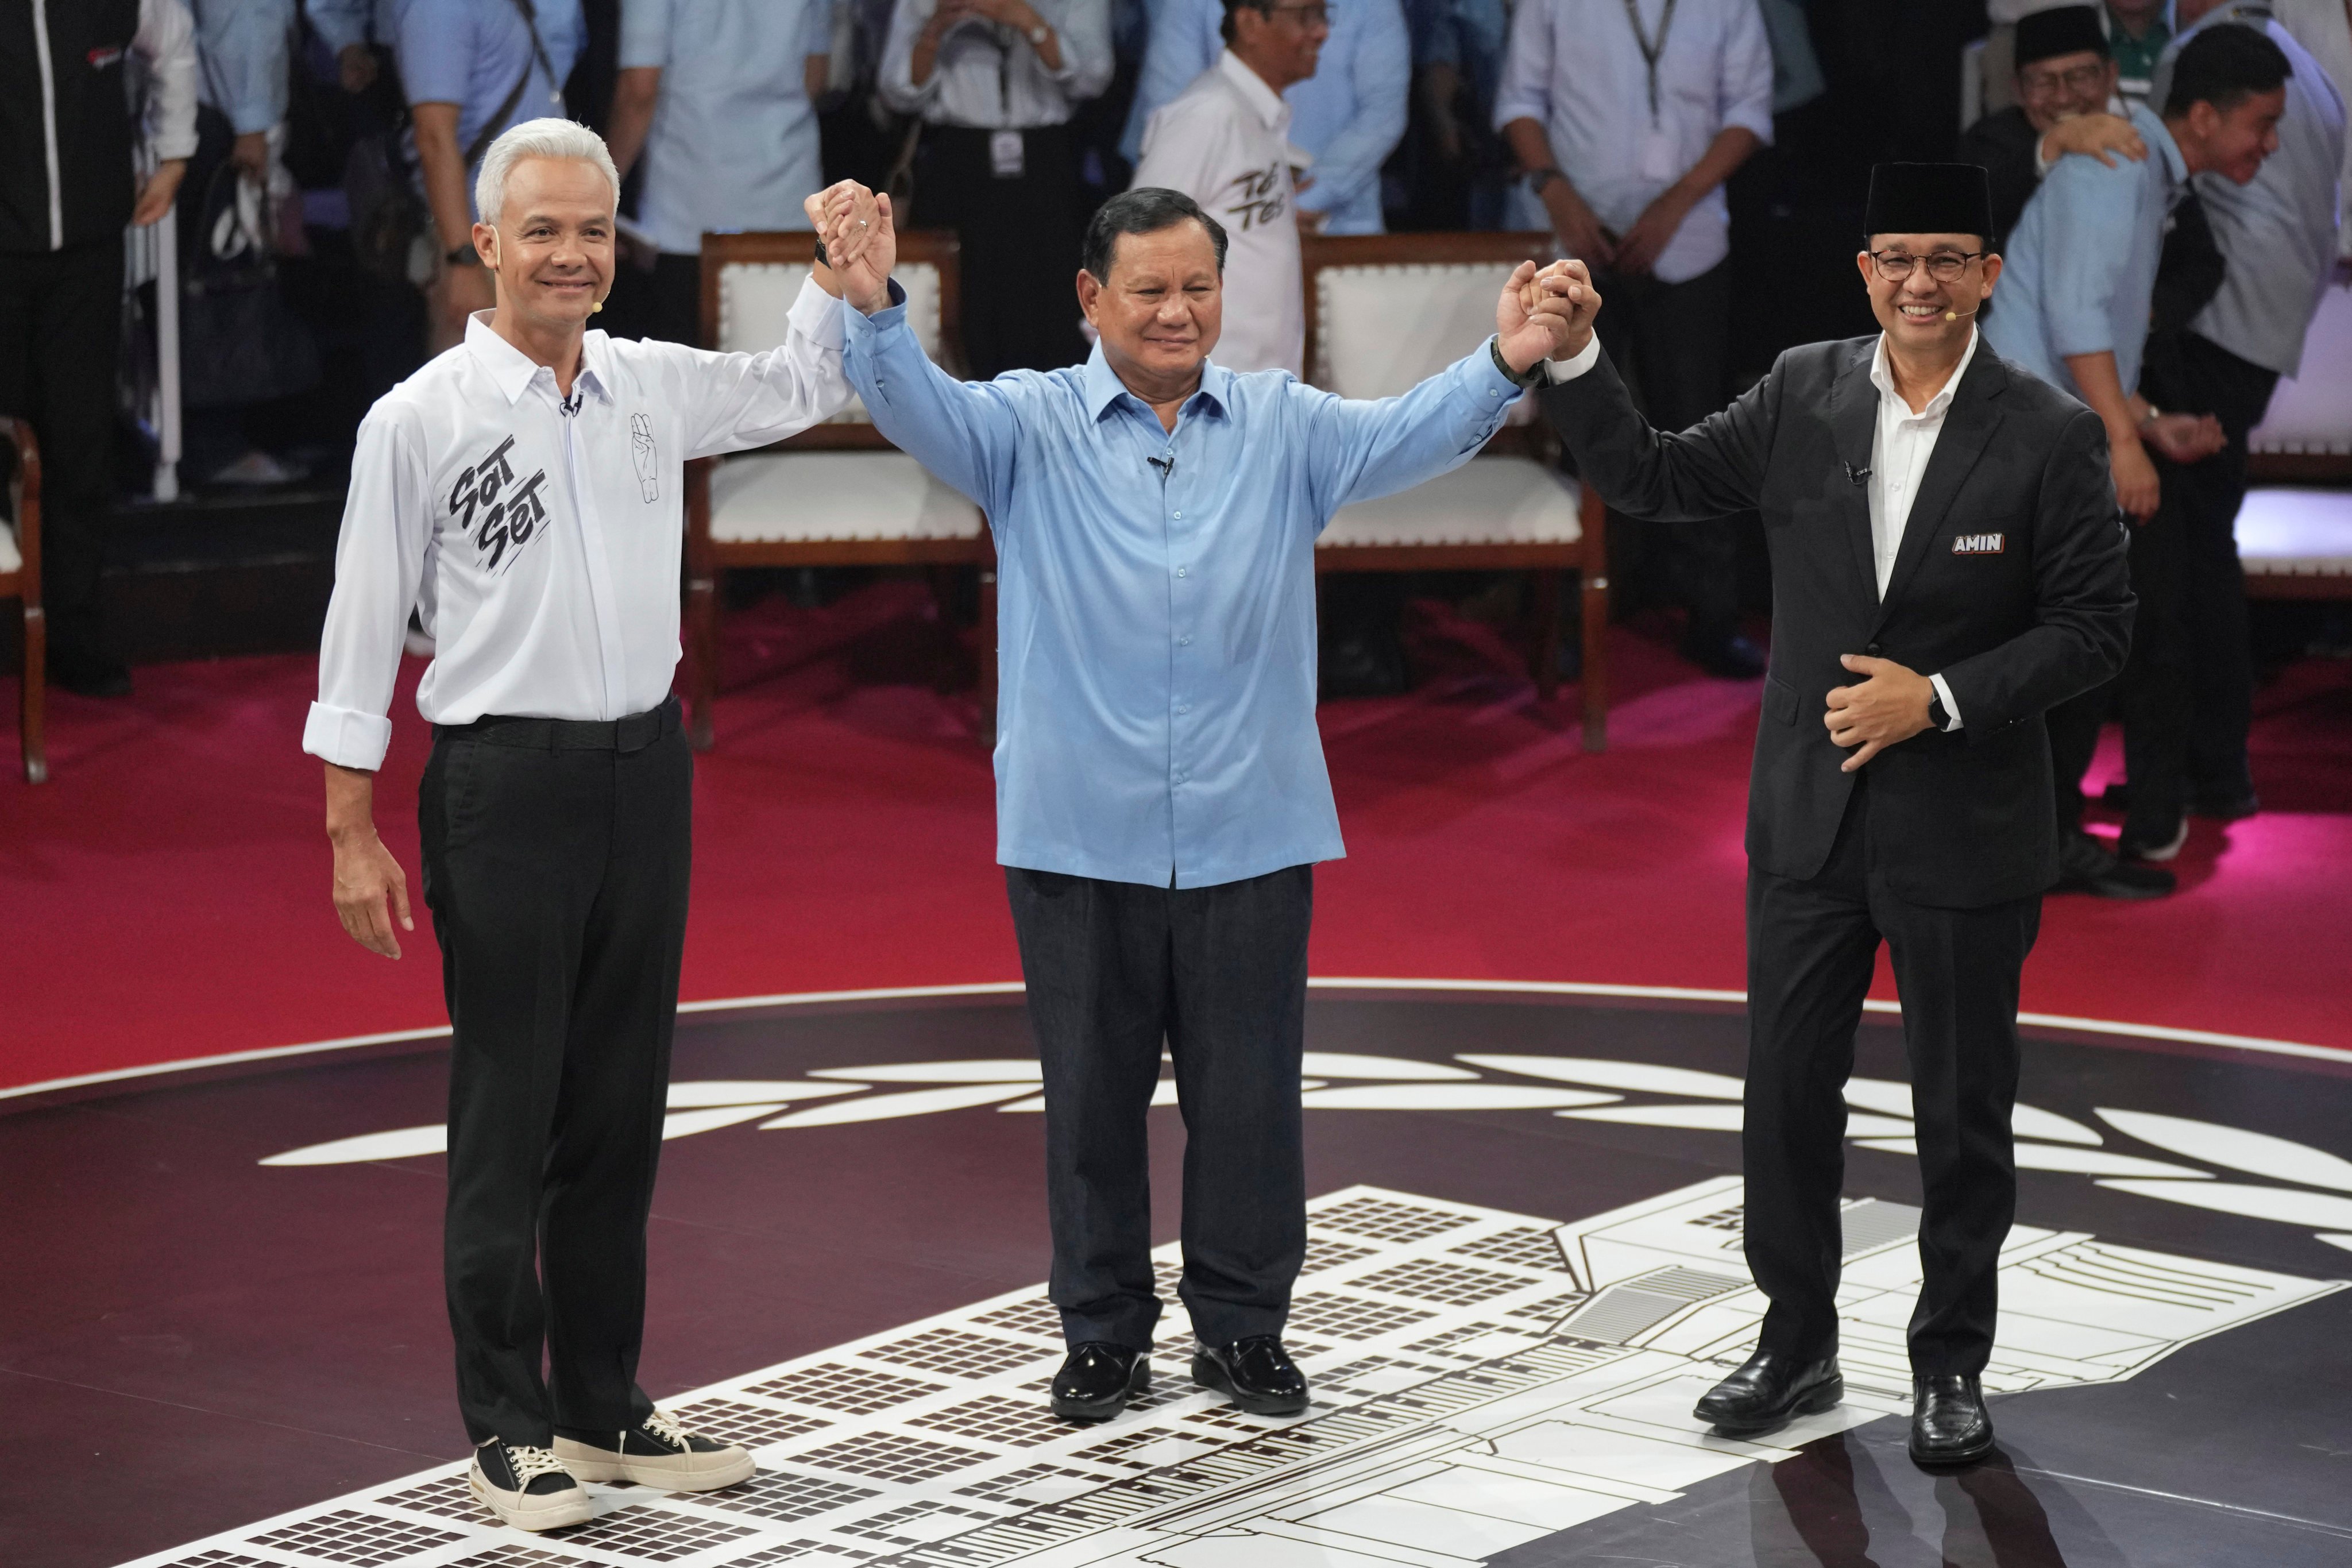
top-left (1531, 164), bottom-right (2134, 1467)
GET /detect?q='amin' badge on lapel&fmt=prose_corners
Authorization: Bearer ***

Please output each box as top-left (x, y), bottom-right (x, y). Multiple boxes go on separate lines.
top-left (1952, 532), bottom-right (2006, 555)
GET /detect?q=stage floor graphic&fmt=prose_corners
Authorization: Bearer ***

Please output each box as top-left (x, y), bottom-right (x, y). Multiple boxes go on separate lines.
top-left (9, 986), bottom-right (2352, 1566)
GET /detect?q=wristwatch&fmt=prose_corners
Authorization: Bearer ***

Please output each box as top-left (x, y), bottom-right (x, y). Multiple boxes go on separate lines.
top-left (1926, 689), bottom-right (1951, 731)
top-left (1489, 335), bottom-right (1544, 391)
top-left (447, 242), bottom-right (481, 267)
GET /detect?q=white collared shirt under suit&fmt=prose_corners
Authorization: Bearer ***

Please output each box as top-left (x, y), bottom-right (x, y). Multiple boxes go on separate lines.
top-left (306, 280), bottom-right (853, 1449)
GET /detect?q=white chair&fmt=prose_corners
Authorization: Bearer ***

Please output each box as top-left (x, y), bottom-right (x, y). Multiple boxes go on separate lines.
top-left (2236, 487), bottom-right (2352, 600)
top-left (685, 230), bottom-right (993, 748)
top-left (1, 417), bottom-right (45, 782)
top-left (1304, 233), bottom-right (1610, 748)
top-left (2249, 283), bottom-right (2352, 483)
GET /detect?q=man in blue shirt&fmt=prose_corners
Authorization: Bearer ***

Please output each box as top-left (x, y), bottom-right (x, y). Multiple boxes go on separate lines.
top-left (812, 181), bottom-right (1573, 1422)
top-left (1120, 0), bottom-right (1409, 234)
top-left (1983, 24), bottom-right (2288, 897)
top-left (397, 0), bottom-right (584, 350)
top-left (605, 0), bottom-right (832, 346)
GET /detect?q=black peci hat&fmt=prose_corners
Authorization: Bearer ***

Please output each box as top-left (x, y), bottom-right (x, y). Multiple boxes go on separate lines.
top-left (2015, 5), bottom-right (2110, 71)
top-left (1864, 163), bottom-right (1995, 244)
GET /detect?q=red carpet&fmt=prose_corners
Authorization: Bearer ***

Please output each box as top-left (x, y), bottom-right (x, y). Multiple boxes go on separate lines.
top-left (3, 579), bottom-right (2348, 1094)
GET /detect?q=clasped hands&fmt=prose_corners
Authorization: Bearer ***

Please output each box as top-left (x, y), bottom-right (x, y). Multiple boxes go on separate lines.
top-left (805, 181), bottom-right (898, 316)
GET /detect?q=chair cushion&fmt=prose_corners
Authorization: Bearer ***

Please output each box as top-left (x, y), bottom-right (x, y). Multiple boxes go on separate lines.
top-left (720, 259), bottom-right (944, 425)
top-left (0, 523), bottom-right (18, 576)
top-left (2236, 486), bottom-right (2352, 577)
top-left (709, 450), bottom-right (983, 544)
top-left (1319, 456), bottom-right (1583, 549)
top-left (1315, 261), bottom-right (1543, 426)
top-left (2250, 283), bottom-right (2352, 455)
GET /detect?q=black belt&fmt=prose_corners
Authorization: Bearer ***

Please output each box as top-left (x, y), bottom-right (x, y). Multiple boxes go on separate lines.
top-left (437, 695), bottom-right (681, 753)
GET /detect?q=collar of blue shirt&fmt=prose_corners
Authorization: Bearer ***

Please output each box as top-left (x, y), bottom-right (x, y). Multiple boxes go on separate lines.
top-left (463, 310), bottom-right (616, 407)
top-left (1079, 339), bottom-right (1238, 424)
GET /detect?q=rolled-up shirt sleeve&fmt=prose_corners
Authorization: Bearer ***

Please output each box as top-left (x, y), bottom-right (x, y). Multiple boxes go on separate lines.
top-left (669, 275), bottom-right (856, 458)
top-left (194, 0), bottom-right (296, 136)
top-left (1717, 0), bottom-right (1776, 145)
top-left (306, 411), bottom-right (433, 771)
top-left (137, 0), bottom-right (203, 161)
top-left (2042, 163), bottom-right (2133, 358)
top-left (1039, 0), bottom-right (1114, 97)
top-left (1490, 0), bottom-right (1554, 132)
top-left (617, 0), bottom-right (673, 69)
top-left (1295, 0), bottom-right (1409, 217)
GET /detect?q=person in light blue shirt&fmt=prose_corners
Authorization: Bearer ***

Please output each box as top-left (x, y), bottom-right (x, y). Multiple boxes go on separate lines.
top-left (605, 0), bottom-right (832, 346)
top-left (1120, 0), bottom-right (1410, 233)
top-left (194, 0), bottom-right (296, 160)
top-left (397, 0), bottom-right (584, 350)
top-left (811, 181), bottom-right (1575, 1423)
top-left (2138, 1), bottom-right (2343, 828)
top-left (1986, 24), bottom-right (2289, 891)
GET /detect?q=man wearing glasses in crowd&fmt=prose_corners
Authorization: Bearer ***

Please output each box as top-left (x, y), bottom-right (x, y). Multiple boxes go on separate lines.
top-left (1533, 162), bottom-right (2134, 1466)
top-left (1960, 5), bottom-right (2152, 241)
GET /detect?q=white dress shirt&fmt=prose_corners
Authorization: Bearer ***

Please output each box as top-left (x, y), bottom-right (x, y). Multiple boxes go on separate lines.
top-left (305, 277), bottom-right (853, 771)
top-left (879, 0), bottom-right (1113, 128)
top-left (1547, 327), bottom-right (1967, 727)
top-left (1131, 50), bottom-right (1306, 376)
top-left (1491, 0), bottom-right (1774, 284)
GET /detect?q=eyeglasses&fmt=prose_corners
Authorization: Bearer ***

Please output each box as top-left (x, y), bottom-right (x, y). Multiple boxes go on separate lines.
top-left (1870, 249), bottom-right (1987, 283)
top-left (2019, 62), bottom-right (2107, 98)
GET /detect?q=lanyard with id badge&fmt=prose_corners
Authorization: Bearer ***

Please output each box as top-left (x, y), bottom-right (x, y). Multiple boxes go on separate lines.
top-left (1621, 0), bottom-right (1681, 183)
top-left (990, 22), bottom-right (1025, 177)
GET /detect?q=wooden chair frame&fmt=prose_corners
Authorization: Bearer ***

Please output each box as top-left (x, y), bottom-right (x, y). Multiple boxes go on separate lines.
top-left (1, 416), bottom-right (46, 782)
top-left (684, 229), bottom-right (996, 748)
top-left (1302, 233), bottom-right (1610, 750)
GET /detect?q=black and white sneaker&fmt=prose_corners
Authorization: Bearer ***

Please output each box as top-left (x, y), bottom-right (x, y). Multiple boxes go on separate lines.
top-left (554, 1408), bottom-right (755, 1491)
top-left (468, 1439), bottom-right (595, 1531)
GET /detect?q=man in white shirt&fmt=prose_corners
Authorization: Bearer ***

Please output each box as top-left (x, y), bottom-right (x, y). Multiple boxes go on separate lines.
top-left (1130, 0), bottom-right (1330, 374)
top-left (1494, 0), bottom-right (1774, 678)
top-left (308, 118), bottom-right (864, 1533)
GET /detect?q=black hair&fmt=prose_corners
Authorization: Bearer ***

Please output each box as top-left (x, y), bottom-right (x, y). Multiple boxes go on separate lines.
top-left (1081, 188), bottom-right (1230, 280)
top-left (2164, 23), bottom-right (2292, 119)
top-left (1220, 0), bottom-right (1274, 45)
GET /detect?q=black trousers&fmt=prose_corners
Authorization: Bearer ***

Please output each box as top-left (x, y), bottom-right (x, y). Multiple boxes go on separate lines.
top-left (916, 125), bottom-right (1085, 379)
top-left (1006, 864), bottom-right (1313, 1352)
top-left (2149, 332), bottom-right (2278, 803)
top-left (1744, 778), bottom-right (2041, 1377)
top-left (418, 698), bottom-right (693, 1447)
top-left (2112, 478), bottom-right (2192, 840)
top-left (1589, 260), bottom-right (1740, 647)
top-left (0, 240), bottom-right (125, 664)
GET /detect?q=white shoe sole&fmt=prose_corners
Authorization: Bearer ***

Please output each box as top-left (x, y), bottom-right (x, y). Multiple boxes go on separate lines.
top-left (467, 1466), bottom-right (596, 1531)
top-left (2135, 819), bottom-right (2191, 862)
top-left (552, 1435), bottom-right (756, 1491)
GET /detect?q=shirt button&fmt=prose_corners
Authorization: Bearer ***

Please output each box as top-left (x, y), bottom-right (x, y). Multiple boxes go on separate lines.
top-left (1176, 567), bottom-right (1187, 578)
top-left (1179, 636), bottom-right (1191, 646)
top-left (1178, 704), bottom-right (1191, 714)
top-left (1172, 511), bottom-right (1182, 519)
top-left (1866, 642), bottom-right (1884, 656)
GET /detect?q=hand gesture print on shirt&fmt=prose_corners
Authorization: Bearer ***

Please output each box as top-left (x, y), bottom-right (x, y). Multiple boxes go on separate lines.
top-left (631, 413), bottom-right (659, 503)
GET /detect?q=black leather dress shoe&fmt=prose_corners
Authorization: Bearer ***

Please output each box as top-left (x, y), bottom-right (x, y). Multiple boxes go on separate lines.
top-left (1909, 1374), bottom-right (1994, 1466)
top-left (1049, 1342), bottom-right (1149, 1422)
top-left (1192, 1335), bottom-right (1310, 1416)
top-left (1692, 1350), bottom-right (1843, 1434)
top-left (2054, 831), bottom-right (2175, 899)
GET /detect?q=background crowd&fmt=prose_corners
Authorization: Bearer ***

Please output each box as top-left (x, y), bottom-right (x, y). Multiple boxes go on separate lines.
top-left (3, 0), bottom-right (2347, 901)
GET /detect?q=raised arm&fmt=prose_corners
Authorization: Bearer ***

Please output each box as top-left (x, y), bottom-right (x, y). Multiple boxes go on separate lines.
top-left (1301, 262), bottom-right (1570, 517)
top-left (1531, 261), bottom-right (1774, 521)
top-left (815, 187), bottom-right (1024, 517)
top-left (669, 265), bottom-right (858, 460)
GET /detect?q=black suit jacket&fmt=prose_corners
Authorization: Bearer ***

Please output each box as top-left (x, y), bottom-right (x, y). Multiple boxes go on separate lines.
top-left (1957, 106), bottom-right (2041, 242)
top-left (1541, 338), bottom-right (2134, 909)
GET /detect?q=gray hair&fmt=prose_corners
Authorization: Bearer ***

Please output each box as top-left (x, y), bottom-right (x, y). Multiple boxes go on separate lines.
top-left (474, 118), bottom-right (620, 229)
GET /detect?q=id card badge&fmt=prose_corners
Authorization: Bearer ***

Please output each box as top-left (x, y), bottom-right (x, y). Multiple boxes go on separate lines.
top-left (1637, 126), bottom-right (1678, 183)
top-left (990, 130), bottom-right (1026, 179)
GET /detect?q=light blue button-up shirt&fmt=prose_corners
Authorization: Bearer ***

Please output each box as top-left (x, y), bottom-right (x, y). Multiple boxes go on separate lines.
top-left (1983, 100), bottom-right (2186, 401)
top-left (619, 0), bottom-right (831, 255)
top-left (194, 0), bottom-right (295, 136)
top-left (1119, 0), bottom-right (1411, 234)
top-left (841, 292), bottom-right (1523, 887)
top-left (397, 0), bottom-right (584, 193)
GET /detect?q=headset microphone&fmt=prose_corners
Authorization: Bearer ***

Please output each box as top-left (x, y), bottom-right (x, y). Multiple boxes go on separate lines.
top-left (1944, 304), bottom-right (1981, 322)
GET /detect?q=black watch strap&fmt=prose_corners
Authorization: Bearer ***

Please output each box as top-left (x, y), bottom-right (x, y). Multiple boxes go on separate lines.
top-left (1490, 335), bottom-right (1543, 390)
top-left (1927, 690), bottom-right (1950, 730)
top-left (813, 238), bottom-right (829, 268)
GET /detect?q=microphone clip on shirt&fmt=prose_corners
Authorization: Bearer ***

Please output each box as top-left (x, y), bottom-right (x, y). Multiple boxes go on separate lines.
top-left (1844, 461), bottom-right (1872, 485)
top-left (1146, 453), bottom-right (1175, 478)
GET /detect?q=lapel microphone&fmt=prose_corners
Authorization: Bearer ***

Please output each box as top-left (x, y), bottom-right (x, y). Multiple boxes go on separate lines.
top-left (1844, 461), bottom-right (1871, 485)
